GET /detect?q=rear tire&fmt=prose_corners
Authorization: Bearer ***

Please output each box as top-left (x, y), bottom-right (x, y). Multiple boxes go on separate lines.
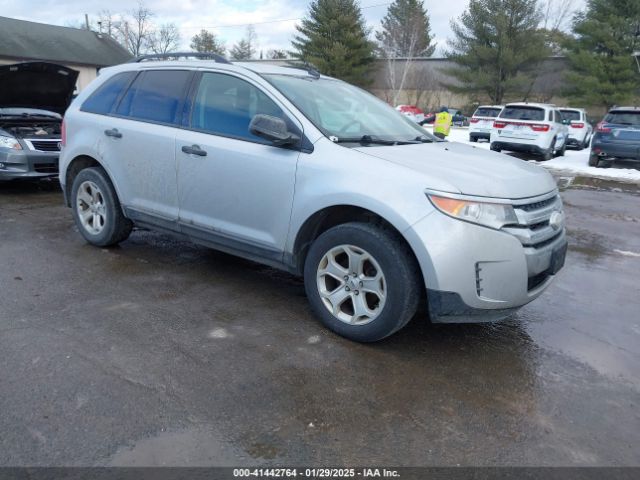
top-left (588, 153), bottom-right (600, 167)
top-left (490, 143), bottom-right (501, 152)
top-left (303, 222), bottom-right (421, 342)
top-left (71, 167), bottom-right (133, 247)
top-left (555, 141), bottom-right (566, 157)
top-left (542, 139), bottom-right (555, 161)
top-left (469, 136), bottom-right (477, 143)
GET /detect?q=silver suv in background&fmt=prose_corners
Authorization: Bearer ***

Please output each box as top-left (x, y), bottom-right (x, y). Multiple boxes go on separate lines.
top-left (60, 54), bottom-right (567, 342)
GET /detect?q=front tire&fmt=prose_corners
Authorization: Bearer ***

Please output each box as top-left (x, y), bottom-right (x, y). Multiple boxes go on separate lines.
top-left (71, 167), bottom-right (133, 247)
top-left (303, 222), bottom-right (420, 342)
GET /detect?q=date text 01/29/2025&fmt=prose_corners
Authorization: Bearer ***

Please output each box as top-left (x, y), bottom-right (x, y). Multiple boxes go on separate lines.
top-left (232, 468), bottom-right (401, 478)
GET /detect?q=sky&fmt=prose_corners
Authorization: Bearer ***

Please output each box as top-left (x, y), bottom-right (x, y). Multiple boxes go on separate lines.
top-left (1, 0), bottom-right (585, 56)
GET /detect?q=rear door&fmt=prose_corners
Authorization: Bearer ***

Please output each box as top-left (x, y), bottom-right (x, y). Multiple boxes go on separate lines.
top-left (101, 69), bottom-right (193, 226)
top-left (174, 71), bottom-right (302, 259)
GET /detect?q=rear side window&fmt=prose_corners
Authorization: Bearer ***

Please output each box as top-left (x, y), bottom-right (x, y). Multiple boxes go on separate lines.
top-left (81, 72), bottom-right (135, 115)
top-left (500, 106), bottom-right (545, 121)
top-left (605, 111), bottom-right (640, 125)
top-left (473, 107), bottom-right (501, 118)
top-left (554, 111), bottom-right (562, 123)
top-left (190, 72), bottom-right (287, 143)
top-left (116, 70), bottom-right (192, 125)
top-left (560, 110), bottom-right (581, 121)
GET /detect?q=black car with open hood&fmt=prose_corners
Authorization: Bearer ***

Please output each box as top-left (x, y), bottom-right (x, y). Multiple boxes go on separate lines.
top-left (0, 62), bottom-right (79, 180)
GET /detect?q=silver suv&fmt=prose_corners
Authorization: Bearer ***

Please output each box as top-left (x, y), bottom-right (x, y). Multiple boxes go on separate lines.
top-left (60, 54), bottom-right (567, 342)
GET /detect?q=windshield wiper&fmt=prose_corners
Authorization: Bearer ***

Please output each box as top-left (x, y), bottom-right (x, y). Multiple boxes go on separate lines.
top-left (414, 135), bottom-right (435, 143)
top-left (333, 135), bottom-right (421, 146)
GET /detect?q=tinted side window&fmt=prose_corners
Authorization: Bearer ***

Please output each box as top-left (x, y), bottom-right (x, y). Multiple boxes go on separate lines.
top-left (191, 72), bottom-right (286, 143)
top-left (81, 72), bottom-right (135, 115)
top-left (116, 70), bottom-right (191, 124)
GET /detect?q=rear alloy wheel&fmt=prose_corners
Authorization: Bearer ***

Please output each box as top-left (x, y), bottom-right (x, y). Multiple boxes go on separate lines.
top-left (304, 222), bottom-right (420, 342)
top-left (71, 167), bottom-right (133, 247)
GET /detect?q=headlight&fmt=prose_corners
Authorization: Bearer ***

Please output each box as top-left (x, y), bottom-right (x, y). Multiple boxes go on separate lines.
top-left (0, 135), bottom-right (22, 150)
top-left (427, 194), bottom-right (518, 229)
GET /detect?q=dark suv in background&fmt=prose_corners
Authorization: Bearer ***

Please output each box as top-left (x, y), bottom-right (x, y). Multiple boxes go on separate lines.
top-left (590, 107), bottom-right (640, 168)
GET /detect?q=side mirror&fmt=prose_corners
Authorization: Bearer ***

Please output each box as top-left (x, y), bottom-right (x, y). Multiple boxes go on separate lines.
top-left (249, 114), bottom-right (299, 146)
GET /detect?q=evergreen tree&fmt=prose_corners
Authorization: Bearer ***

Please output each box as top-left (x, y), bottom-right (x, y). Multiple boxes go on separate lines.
top-left (291, 0), bottom-right (375, 86)
top-left (190, 29), bottom-right (226, 55)
top-left (231, 25), bottom-right (258, 60)
top-left (445, 0), bottom-right (549, 104)
top-left (376, 0), bottom-right (435, 58)
top-left (564, 0), bottom-right (640, 109)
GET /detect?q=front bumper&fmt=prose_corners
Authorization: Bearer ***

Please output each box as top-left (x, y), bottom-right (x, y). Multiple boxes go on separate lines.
top-left (405, 208), bottom-right (567, 323)
top-left (0, 149), bottom-right (59, 180)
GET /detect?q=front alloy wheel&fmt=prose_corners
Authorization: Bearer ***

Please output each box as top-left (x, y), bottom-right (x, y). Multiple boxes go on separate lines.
top-left (316, 245), bottom-right (386, 325)
top-left (303, 222), bottom-right (420, 342)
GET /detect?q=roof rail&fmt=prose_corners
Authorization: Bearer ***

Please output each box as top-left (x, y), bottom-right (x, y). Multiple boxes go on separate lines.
top-left (129, 52), bottom-right (231, 64)
top-left (283, 60), bottom-right (321, 79)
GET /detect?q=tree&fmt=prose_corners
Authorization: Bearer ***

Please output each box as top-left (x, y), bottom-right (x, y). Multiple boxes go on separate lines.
top-left (291, 0), bottom-right (376, 87)
top-left (115, 2), bottom-right (155, 57)
top-left (148, 23), bottom-right (181, 54)
top-left (445, 0), bottom-right (549, 104)
top-left (377, 0), bottom-right (435, 105)
top-left (267, 49), bottom-right (288, 59)
top-left (376, 0), bottom-right (435, 58)
top-left (230, 25), bottom-right (258, 60)
top-left (190, 29), bottom-right (226, 55)
top-left (564, 0), bottom-right (640, 109)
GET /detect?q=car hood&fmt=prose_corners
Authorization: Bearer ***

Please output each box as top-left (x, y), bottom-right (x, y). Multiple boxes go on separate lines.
top-left (355, 141), bottom-right (557, 200)
top-left (0, 62), bottom-right (79, 116)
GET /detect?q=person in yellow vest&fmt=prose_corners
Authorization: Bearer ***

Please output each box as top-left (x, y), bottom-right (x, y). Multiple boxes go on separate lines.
top-left (433, 107), bottom-right (453, 139)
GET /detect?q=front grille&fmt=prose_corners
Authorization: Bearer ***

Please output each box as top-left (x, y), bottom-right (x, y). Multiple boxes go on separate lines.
top-left (517, 196), bottom-right (558, 212)
top-left (26, 139), bottom-right (61, 152)
top-left (503, 194), bottom-right (563, 248)
top-left (34, 163), bottom-right (59, 173)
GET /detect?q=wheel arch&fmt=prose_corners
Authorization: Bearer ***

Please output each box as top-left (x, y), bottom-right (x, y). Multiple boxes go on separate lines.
top-left (290, 205), bottom-right (426, 293)
top-left (63, 155), bottom-right (123, 210)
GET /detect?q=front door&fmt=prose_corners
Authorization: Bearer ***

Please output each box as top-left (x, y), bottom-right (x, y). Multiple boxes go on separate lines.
top-left (175, 71), bottom-right (302, 261)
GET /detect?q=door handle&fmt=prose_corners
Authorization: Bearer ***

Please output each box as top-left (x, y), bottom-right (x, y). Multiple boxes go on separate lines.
top-left (181, 145), bottom-right (207, 157)
top-left (104, 128), bottom-right (122, 139)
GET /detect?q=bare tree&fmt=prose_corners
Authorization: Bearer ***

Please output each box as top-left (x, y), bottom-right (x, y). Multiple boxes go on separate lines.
top-left (231, 25), bottom-right (258, 60)
top-left (116, 2), bottom-right (154, 56)
top-left (97, 10), bottom-right (119, 38)
top-left (148, 23), bottom-right (181, 54)
top-left (541, 0), bottom-right (575, 33)
top-left (383, 27), bottom-right (422, 106)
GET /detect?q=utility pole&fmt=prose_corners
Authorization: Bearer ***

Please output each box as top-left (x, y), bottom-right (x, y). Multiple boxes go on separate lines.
top-left (84, 13), bottom-right (90, 30)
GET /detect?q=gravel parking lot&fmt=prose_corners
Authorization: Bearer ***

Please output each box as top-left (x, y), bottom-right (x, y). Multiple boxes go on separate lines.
top-left (0, 176), bottom-right (639, 467)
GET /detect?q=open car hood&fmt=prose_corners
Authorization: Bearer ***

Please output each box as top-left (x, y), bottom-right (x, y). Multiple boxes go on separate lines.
top-left (0, 62), bottom-right (79, 116)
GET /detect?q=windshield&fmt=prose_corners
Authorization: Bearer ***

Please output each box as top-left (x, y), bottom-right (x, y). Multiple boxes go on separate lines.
top-left (500, 106), bottom-right (545, 121)
top-left (605, 111), bottom-right (640, 126)
top-left (264, 74), bottom-right (438, 145)
top-left (473, 107), bottom-right (502, 118)
top-left (560, 110), bottom-right (581, 121)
